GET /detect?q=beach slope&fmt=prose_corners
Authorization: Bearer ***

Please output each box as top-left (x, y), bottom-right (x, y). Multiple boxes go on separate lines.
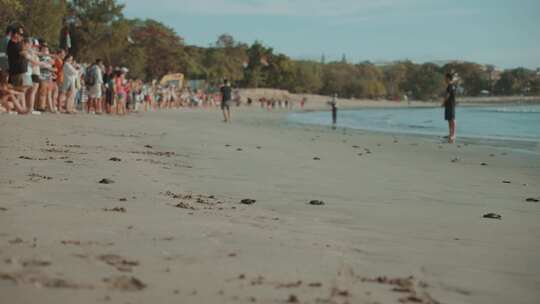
top-left (1, 110), bottom-right (539, 304)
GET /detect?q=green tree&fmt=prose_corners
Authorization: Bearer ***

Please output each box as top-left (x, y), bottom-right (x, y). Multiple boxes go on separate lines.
top-left (16, 0), bottom-right (67, 48)
top-left (0, 0), bottom-right (24, 35)
top-left (383, 62), bottom-right (409, 98)
top-left (494, 68), bottom-right (535, 95)
top-left (321, 62), bottom-right (356, 97)
top-left (130, 19), bottom-right (185, 81)
top-left (406, 63), bottom-right (445, 100)
top-left (243, 41), bottom-right (273, 88)
top-left (67, 0), bottom-right (125, 60)
top-left (291, 60), bottom-right (323, 93)
top-left (443, 62), bottom-right (488, 96)
top-left (215, 33), bottom-right (235, 48)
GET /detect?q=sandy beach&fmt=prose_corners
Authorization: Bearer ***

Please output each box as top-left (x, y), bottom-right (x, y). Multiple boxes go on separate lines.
top-left (1, 107), bottom-right (540, 304)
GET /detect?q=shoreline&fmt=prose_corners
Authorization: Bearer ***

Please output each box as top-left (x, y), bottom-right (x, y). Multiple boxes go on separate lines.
top-left (287, 105), bottom-right (540, 154)
top-left (239, 88), bottom-right (540, 111)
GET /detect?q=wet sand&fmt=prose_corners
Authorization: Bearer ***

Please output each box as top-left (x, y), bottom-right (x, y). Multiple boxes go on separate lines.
top-left (1, 108), bottom-right (539, 304)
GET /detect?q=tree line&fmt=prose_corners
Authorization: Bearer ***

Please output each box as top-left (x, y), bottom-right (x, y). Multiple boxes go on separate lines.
top-left (2, 0), bottom-right (539, 100)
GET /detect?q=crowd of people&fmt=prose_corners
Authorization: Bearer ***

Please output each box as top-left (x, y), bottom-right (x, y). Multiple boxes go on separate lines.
top-left (0, 25), bottom-right (231, 116)
top-left (0, 24), bottom-right (312, 119)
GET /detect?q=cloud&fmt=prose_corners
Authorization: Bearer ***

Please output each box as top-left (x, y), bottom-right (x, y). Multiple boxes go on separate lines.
top-left (124, 0), bottom-right (413, 17)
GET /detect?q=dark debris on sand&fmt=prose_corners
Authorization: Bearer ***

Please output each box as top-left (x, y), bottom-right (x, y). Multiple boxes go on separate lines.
top-left (103, 207), bottom-right (126, 213)
top-left (240, 199), bottom-right (256, 205)
top-left (109, 157), bottom-right (122, 162)
top-left (165, 191), bottom-right (227, 210)
top-left (309, 200), bottom-right (325, 206)
top-left (483, 213), bottom-right (502, 220)
top-left (28, 173), bottom-right (53, 181)
top-left (98, 254), bottom-right (139, 272)
top-left (287, 294), bottom-right (299, 303)
top-left (130, 150), bottom-right (175, 157)
top-left (360, 275), bottom-right (440, 304)
top-left (175, 202), bottom-right (196, 210)
top-left (0, 270), bottom-right (94, 290)
top-left (525, 197), bottom-right (539, 203)
top-left (99, 178), bottom-right (115, 184)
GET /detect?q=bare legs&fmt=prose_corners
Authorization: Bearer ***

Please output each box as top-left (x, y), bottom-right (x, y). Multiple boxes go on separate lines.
top-left (222, 107), bottom-right (231, 123)
top-left (448, 120), bottom-right (456, 143)
top-left (26, 83), bottom-right (39, 112)
top-left (3, 91), bottom-right (27, 114)
top-left (64, 89), bottom-right (76, 113)
top-left (116, 95), bottom-right (126, 115)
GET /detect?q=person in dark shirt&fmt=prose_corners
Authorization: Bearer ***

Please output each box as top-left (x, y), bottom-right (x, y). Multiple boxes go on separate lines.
top-left (220, 79), bottom-right (232, 123)
top-left (443, 73), bottom-right (457, 143)
top-left (6, 26), bottom-right (27, 87)
top-left (330, 93), bottom-right (338, 129)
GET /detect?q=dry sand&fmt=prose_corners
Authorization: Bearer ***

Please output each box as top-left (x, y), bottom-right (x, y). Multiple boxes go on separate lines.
top-left (1, 107), bottom-right (539, 304)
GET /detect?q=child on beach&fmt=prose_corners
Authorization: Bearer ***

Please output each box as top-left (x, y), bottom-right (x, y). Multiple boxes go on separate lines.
top-left (443, 73), bottom-right (457, 143)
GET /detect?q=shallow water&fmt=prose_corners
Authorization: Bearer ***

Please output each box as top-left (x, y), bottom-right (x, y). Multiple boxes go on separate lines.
top-left (288, 104), bottom-right (540, 150)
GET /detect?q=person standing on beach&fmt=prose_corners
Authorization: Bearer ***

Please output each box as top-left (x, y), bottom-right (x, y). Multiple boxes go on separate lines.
top-left (6, 26), bottom-right (28, 89)
top-left (330, 93), bottom-right (338, 129)
top-left (87, 59), bottom-right (103, 114)
top-left (220, 79), bottom-right (232, 123)
top-left (443, 73), bottom-right (457, 143)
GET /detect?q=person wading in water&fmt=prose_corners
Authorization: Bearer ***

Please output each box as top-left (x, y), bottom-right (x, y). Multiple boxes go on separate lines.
top-left (330, 93), bottom-right (338, 129)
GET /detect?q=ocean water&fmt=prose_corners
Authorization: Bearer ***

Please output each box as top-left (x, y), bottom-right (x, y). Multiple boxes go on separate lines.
top-left (288, 105), bottom-right (540, 145)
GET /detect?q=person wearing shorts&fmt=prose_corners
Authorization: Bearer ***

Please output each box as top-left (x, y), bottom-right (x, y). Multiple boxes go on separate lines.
top-left (6, 26), bottom-right (27, 88)
top-left (87, 59), bottom-right (103, 114)
top-left (62, 54), bottom-right (78, 113)
top-left (220, 79), bottom-right (232, 123)
top-left (37, 42), bottom-right (55, 112)
top-left (114, 69), bottom-right (127, 115)
top-left (443, 73), bottom-right (457, 143)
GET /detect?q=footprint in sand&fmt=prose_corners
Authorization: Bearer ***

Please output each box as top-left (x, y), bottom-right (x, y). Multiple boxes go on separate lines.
top-left (98, 254), bottom-right (139, 272)
top-left (103, 275), bottom-right (146, 291)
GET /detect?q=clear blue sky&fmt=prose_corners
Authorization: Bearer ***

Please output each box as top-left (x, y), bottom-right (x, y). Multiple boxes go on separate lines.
top-left (123, 0), bottom-right (540, 69)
